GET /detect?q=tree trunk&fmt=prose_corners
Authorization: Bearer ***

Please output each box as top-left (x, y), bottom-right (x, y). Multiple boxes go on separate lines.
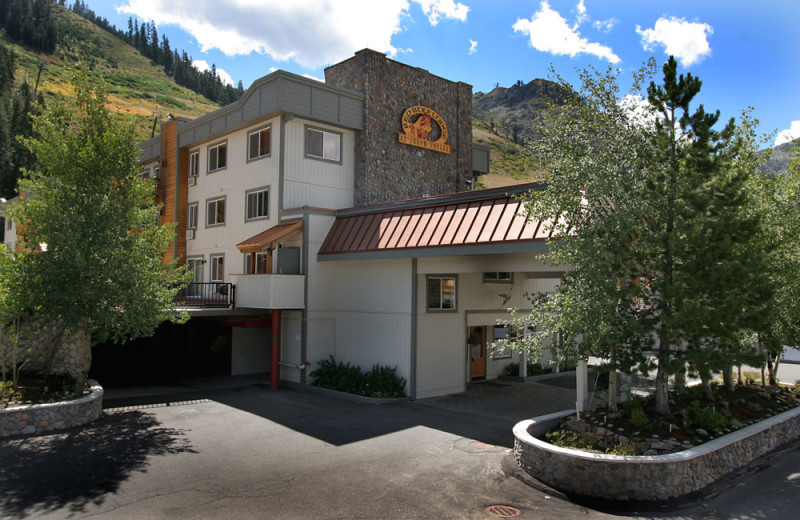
top-left (674, 365), bottom-right (686, 392)
top-left (723, 365), bottom-right (734, 391)
top-left (737, 365), bottom-right (742, 386)
top-left (700, 373), bottom-right (715, 401)
top-left (655, 337), bottom-right (671, 416)
top-left (608, 369), bottom-right (618, 412)
top-left (765, 347), bottom-right (775, 386)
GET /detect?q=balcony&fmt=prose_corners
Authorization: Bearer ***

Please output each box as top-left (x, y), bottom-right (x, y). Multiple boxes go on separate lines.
top-left (175, 282), bottom-right (235, 308)
top-left (228, 273), bottom-right (305, 309)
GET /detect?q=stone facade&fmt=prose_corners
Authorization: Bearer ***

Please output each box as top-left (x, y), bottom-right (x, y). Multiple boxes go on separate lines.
top-left (0, 380), bottom-right (103, 437)
top-left (513, 406), bottom-right (800, 501)
top-left (0, 320), bottom-right (91, 383)
top-left (325, 48), bottom-right (473, 206)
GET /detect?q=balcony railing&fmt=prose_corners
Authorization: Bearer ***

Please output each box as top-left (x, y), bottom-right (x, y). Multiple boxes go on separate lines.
top-left (174, 282), bottom-right (236, 308)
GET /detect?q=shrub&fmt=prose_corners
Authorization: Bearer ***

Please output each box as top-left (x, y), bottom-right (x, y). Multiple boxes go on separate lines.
top-left (310, 356), bottom-right (406, 398)
top-left (742, 371), bottom-right (760, 384)
top-left (746, 402), bottom-right (763, 413)
top-left (795, 379), bottom-right (800, 393)
top-left (544, 429), bottom-right (593, 450)
top-left (690, 404), bottom-right (730, 432)
top-left (608, 441), bottom-right (644, 456)
top-left (630, 407), bottom-right (649, 428)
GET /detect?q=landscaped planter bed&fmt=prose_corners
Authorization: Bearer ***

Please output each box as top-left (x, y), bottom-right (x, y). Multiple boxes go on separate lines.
top-left (513, 404), bottom-right (800, 501)
top-left (0, 380), bottom-right (103, 437)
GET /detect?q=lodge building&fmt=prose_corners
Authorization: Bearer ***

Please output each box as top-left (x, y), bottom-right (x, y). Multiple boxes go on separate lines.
top-left (9, 49), bottom-right (565, 398)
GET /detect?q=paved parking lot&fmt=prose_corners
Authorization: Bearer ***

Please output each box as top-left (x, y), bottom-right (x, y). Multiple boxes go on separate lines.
top-left (2, 377), bottom-right (799, 520)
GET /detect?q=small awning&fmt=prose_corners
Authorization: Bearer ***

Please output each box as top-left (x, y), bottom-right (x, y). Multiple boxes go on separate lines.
top-left (236, 219), bottom-right (303, 254)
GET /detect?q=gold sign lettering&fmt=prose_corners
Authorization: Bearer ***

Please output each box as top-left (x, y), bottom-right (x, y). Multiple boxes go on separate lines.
top-left (398, 105), bottom-right (450, 154)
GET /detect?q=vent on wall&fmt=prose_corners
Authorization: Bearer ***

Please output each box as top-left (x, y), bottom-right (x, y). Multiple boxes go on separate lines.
top-left (186, 229), bottom-right (195, 240)
top-left (188, 176), bottom-right (197, 187)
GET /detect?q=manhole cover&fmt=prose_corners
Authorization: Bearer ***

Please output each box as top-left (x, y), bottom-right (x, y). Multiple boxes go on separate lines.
top-left (485, 505), bottom-right (521, 518)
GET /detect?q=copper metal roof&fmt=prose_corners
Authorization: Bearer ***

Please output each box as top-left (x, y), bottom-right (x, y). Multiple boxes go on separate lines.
top-left (237, 219), bottom-right (304, 253)
top-left (318, 185), bottom-right (552, 259)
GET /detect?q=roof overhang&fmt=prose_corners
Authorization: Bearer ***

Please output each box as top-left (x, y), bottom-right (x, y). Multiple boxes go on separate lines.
top-left (237, 219), bottom-right (304, 254)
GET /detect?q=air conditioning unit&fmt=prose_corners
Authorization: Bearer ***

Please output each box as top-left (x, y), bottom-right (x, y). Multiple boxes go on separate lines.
top-left (185, 229), bottom-right (195, 240)
top-left (188, 176), bottom-right (197, 187)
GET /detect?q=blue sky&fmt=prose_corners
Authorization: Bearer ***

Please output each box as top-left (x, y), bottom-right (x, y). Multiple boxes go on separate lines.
top-left (89, 1), bottom-right (800, 148)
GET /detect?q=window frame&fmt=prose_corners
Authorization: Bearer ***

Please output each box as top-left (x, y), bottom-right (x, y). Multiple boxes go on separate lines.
top-left (207, 141), bottom-right (228, 173)
top-left (187, 202), bottom-right (198, 230)
top-left (244, 186), bottom-right (270, 222)
top-left (189, 150), bottom-right (199, 177)
top-left (247, 125), bottom-right (272, 162)
top-left (426, 275), bottom-right (457, 312)
top-left (244, 251), bottom-right (269, 274)
top-left (210, 253), bottom-right (225, 282)
top-left (304, 125), bottom-right (342, 164)
top-left (483, 272), bottom-right (513, 284)
top-left (205, 196), bottom-right (226, 228)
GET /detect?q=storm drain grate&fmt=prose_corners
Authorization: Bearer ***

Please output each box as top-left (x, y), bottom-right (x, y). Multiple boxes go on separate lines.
top-left (485, 505), bottom-right (521, 518)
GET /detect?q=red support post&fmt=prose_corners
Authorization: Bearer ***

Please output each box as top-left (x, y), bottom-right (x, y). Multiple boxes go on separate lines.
top-left (270, 309), bottom-right (281, 390)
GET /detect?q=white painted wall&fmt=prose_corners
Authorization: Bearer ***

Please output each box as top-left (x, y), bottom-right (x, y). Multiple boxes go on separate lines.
top-left (185, 116), bottom-right (282, 282)
top-left (414, 254), bottom-right (563, 399)
top-left (282, 118), bottom-right (355, 210)
top-left (231, 326), bottom-right (270, 375)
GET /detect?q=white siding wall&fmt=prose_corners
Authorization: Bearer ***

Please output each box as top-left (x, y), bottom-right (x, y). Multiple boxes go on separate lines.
top-left (305, 213), bottom-right (413, 390)
top-left (186, 117), bottom-right (281, 281)
top-left (231, 327), bottom-right (270, 375)
top-left (282, 118), bottom-right (355, 210)
top-left (414, 254), bottom-right (563, 399)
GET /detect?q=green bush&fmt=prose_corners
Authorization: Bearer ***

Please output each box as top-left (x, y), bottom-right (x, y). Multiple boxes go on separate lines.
top-left (310, 356), bottom-right (406, 398)
top-left (630, 407), bottom-right (649, 428)
top-left (544, 429), bottom-right (593, 450)
top-left (690, 403), bottom-right (730, 432)
top-left (608, 441), bottom-right (644, 456)
top-left (742, 371), bottom-right (760, 384)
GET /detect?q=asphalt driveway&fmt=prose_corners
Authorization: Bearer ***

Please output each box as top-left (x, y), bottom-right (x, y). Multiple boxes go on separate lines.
top-left (2, 380), bottom-right (799, 520)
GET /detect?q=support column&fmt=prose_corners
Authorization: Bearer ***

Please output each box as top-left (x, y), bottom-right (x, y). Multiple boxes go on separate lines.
top-left (576, 359), bottom-right (588, 412)
top-left (270, 309), bottom-right (281, 390)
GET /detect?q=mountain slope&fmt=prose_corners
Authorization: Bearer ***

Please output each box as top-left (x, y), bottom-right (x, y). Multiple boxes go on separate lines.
top-left (3, 3), bottom-right (219, 140)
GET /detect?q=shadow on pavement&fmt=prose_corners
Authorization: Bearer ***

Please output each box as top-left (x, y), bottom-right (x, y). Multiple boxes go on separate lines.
top-left (0, 410), bottom-right (196, 518)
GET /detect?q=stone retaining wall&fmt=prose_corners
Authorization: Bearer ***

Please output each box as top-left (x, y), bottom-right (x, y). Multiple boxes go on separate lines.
top-left (513, 406), bottom-right (800, 501)
top-left (1, 380), bottom-right (103, 437)
top-left (0, 321), bottom-right (91, 383)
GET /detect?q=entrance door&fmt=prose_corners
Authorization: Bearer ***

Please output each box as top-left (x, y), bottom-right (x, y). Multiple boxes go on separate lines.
top-left (469, 326), bottom-right (486, 379)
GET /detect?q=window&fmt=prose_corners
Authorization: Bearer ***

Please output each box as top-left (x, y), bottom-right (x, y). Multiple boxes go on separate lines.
top-left (248, 127), bottom-right (271, 161)
top-left (187, 202), bottom-right (198, 229)
top-left (208, 142), bottom-right (227, 172)
top-left (153, 165), bottom-right (160, 179)
top-left (305, 126), bottom-right (341, 162)
top-left (492, 326), bottom-right (514, 359)
top-left (210, 254), bottom-right (224, 282)
top-left (206, 197), bottom-right (226, 227)
top-left (427, 276), bottom-right (456, 311)
top-left (483, 272), bottom-right (513, 283)
top-left (245, 187), bottom-right (269, 221)
top-left (244, 252), bottom-right (268, 274)
top-left (189, 150), bottom-right (199, 177)
top-left (140, 167), bottom-right (150, 178)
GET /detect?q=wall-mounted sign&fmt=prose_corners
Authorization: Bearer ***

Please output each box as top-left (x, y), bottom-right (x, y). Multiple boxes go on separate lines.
top-left (398, 105), bottom-right (450, 154)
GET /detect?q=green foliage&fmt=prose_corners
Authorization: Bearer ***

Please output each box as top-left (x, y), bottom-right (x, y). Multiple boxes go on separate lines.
top-left (503, 361), bottom-right (552, 377)
top-left (0, 380), bottom-right (13, 399)
top-left (794, 380), bottom-right (800, 393)
top-left (742, 371), bottom-right (760, 384)
top-left (629, 406), bottom-right (650, 428)
top-left (310, 356), bottom-right (407, 398)
top-left (746, 402), bottom-right (763, 413)
top-left (690, 402), bottom-right (730, 432)
top-left (500, 57), bottom-right (775, 416)
top-left (544, 428), bottom-right (594, 450)
top-left (608, 440), bottom-right (645, 456)
top-left (3, 67), bottom-right (190, 381)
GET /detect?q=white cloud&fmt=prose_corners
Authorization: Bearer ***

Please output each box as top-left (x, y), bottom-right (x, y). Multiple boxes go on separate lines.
top-left (416, 0), bottom-right (469, 26)
top-left (469, 39), bottom-right (478, 55)
top-left (775, 120), bottom-right (800, 147)
top-left (118, 0), bottom-right (467, 70)
top-left (302, 73), bottom-right (324, 82)
top-left (636, 17), bottom-right (713, 67)
top-left (574, 0), bottom-right (588, 28)
top-left (619, 94), bottom-right (656, 129)
top-left (513, 1), bottom-right (620, 64)
top-left (192, 59), bottom-right (234, 86)
top-left (592, 17), bottom-right (618, 33)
